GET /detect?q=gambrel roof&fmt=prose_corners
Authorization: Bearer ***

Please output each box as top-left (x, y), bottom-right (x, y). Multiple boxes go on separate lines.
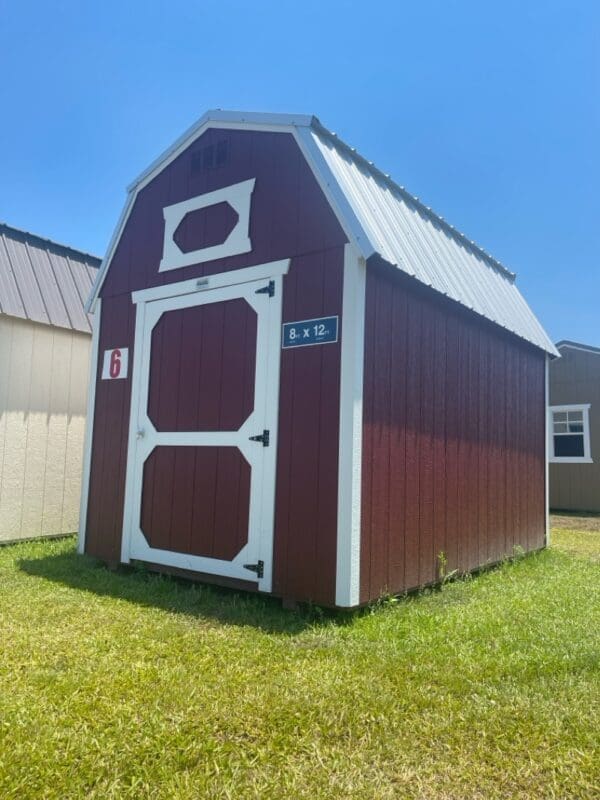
top-left (0, 222), bottom-right (100, 334)
top-left (88, 110), bottom-right (557, 355)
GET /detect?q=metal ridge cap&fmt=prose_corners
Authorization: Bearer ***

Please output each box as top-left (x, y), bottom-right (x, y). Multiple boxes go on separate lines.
top-left (309, 119), bottom-right (517, 284)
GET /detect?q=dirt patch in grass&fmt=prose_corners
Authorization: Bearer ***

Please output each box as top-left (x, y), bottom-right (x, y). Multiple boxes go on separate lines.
top-left (551, 512), bottom-right (600, 533)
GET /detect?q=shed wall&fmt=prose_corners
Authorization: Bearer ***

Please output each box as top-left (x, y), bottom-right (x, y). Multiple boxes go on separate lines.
top-left (360, 261), bottom-right (546, 603)
top-left (549, 347), bottom-right (600, 511)
top-left (0, 316), bottom-right (90, 541)
top-left (84, 128), bottom-right (347, 605)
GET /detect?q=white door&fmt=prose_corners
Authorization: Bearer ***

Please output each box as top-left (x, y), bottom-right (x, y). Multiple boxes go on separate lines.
top-left (121, 267), bottom-right (284, 592)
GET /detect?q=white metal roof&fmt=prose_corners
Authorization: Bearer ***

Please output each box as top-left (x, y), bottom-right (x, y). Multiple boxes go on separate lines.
top-left (309, 124), bottom-right (558, 355)
top-left (0, 223), bottom-right (100, 334)
top-left (88, 109), bottom-right (557, 355)
top-left (556, 340), bottom-right (600, 356)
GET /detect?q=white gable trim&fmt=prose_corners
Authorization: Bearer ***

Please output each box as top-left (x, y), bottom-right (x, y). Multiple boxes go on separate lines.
top-left (86, 113), bottom-right (371, 313)
top-left (556, 341), bottom-right (600, 357)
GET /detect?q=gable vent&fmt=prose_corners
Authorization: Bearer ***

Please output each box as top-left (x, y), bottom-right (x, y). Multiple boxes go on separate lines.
top-left (191, 140), bottom-right (229, 173)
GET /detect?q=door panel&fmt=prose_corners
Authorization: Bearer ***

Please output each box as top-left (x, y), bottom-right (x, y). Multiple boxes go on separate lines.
top-left (123, 274), bottom-right (282, 590)
top-left (147, 299), bottom-right (257, 432)
top-left (140, 445), bottom-right (251, 559)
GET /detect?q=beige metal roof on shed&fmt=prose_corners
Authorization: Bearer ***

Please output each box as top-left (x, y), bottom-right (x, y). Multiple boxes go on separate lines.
top-left (0, 223), bottom-right (100, 334)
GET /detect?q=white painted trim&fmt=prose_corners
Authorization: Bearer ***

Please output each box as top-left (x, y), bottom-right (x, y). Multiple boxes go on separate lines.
top-left (86, 115), bottom-right (372, 313)
top-left (549, 457), bottom-right (594, 464)
top-left (120, 299), bottom-right (146, 564)
top-left (335, 244), bottom-right (366, 607)
top-left (131, 258), bottom-right (290, 305)
top-left (294, 127), bottom-right (374, 259)
top-left (550, 403), bottom-right (592, 411)
top-left (77, 299), bottom-right (101, 554)
top-left (85, 192), bottom-right (135, 313)
top-left (548, 403), bottom-right (593, 464)
top-left (556, 342), bottom-right (600, 357)
top-left (130, 112), bottom-right (315, 192)
top-left (121, 268), bottom-right (282, 591)
top-left (545, 355), bottom-right (550, 546)
top-left (160, 178), bottom-right (255, 272)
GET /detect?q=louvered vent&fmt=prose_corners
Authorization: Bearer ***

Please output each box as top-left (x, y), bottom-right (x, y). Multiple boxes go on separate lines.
top-left (191, 140), bottom-right (229, 173)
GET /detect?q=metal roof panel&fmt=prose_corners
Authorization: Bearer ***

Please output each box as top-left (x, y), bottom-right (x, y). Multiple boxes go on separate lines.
top-left (0, 223), bottom-right (100, 333)
top-left (310, 126), bottom-right (558, 355)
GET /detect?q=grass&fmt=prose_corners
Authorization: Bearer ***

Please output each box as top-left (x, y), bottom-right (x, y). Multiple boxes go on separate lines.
top-left (0, 522), bottom-right (598, 799)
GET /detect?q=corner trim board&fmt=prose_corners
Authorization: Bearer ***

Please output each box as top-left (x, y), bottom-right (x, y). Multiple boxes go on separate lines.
top-left (545, 354), bottom-right (550, 547)
top-left (335, 244), bottom-right (366, 607)
top-left (77, 298), bottom-right (101, 554)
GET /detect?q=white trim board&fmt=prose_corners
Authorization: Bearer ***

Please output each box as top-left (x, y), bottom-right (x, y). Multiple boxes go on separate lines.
top-left (545, 354), bottom-right (550, 547)
top-left (85, 113), bottom-right (372, 314)
top-left (131, 258), bottom-right (290, 305)
top-left (77, 299), bottom-right (101, 554)
top-left (556, 342), bottom-right (600, 357)
top-left (335, 244), bottom-right (366, 607)
top-left (548, 403), bottom-right (593, 464)
top-left (121, 264), bottom-right (283, 593)
top-left (160, 178), bottom-right (256, 271)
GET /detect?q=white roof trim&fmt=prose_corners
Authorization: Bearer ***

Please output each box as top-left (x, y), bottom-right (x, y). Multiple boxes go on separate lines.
top-left (86, 111), bottom-right (371, 312)
top-left (556, 341), bottom-right (600, 357)
top-left (87, 109), bottom-right (557, 356)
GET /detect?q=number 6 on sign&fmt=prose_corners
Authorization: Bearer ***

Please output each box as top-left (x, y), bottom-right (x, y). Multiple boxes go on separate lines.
top-left (102, 347), bottom-right (129, 380)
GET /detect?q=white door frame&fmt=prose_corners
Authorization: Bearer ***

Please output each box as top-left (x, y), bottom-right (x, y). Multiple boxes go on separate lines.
top-left (120, 259), bottom-right (289, 592)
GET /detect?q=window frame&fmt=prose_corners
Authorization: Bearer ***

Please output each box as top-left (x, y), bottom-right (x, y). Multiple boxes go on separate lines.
top-left (549, 403), bottom-right (593, 464)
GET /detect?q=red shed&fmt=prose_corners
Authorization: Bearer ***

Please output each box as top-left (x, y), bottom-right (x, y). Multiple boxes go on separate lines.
top-left (79, 110), bottom-right (558, 608)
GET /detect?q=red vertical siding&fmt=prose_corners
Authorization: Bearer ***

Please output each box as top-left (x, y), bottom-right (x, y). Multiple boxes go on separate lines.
top-left (360, 262), bottom-right (547, 603)
top-left (85, 128), bottom-right (346, 606)
top-left (272, 248), bottom-right (344, 607)
top-left (85, 293), bottom-right (136, 564)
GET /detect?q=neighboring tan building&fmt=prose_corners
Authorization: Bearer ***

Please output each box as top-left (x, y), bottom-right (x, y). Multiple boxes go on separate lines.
top-left (0, 223), bottom-right (100, 542)
top-left (549, 340), bottom-right (600, 512)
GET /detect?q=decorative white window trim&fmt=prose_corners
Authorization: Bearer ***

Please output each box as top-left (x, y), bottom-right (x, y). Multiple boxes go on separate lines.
top-left (549, 403), bottom-right (593, 463)
top-left (159, 178), bottom-right (256, 272)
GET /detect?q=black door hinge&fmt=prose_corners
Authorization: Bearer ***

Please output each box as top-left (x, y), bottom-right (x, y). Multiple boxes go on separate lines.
top-left (255, 280), bottom-right (275, 297)
top-left (249, 429), bottom-right (270, 447)
top-left (243, 560), bottom-right (264, 579)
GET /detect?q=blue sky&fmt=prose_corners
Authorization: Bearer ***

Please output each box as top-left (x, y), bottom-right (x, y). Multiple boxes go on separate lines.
top-left (1, 0), bottom-right (598, 344)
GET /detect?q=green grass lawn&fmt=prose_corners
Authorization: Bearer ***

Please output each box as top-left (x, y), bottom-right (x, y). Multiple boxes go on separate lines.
top-left (0, 524), bottom-right (598, 799)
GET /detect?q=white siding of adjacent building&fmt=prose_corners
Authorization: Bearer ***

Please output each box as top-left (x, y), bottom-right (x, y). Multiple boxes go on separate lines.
top-left (0, 315), bottom-right (91, 542)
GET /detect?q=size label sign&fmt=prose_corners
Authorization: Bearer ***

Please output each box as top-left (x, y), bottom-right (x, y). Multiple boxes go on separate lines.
top-left (282, 316), bottom-right (338, 349)
top-left (102, 347), bottom-right (129, 380)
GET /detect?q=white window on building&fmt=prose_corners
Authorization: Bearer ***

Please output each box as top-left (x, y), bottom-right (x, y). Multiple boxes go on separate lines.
top-left (549, 404), bottom-right (592, 463)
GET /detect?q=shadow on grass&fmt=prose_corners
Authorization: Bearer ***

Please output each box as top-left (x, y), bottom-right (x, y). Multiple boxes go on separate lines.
top-left (17, 547), bottom-right (356, 635)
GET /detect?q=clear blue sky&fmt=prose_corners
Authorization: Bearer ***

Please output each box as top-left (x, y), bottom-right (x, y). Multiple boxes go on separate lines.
top-left (1, 1), bottom-right (598, 344)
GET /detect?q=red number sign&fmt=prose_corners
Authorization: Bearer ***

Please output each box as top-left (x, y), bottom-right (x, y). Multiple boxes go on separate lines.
top-left (102, 347), bottom-right (129, 380)
top-left (109, 348), bottom-right (122, 378)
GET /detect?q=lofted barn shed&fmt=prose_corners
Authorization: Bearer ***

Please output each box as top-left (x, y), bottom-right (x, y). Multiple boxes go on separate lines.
top-left (80, 111), bottom-right (557, 608)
